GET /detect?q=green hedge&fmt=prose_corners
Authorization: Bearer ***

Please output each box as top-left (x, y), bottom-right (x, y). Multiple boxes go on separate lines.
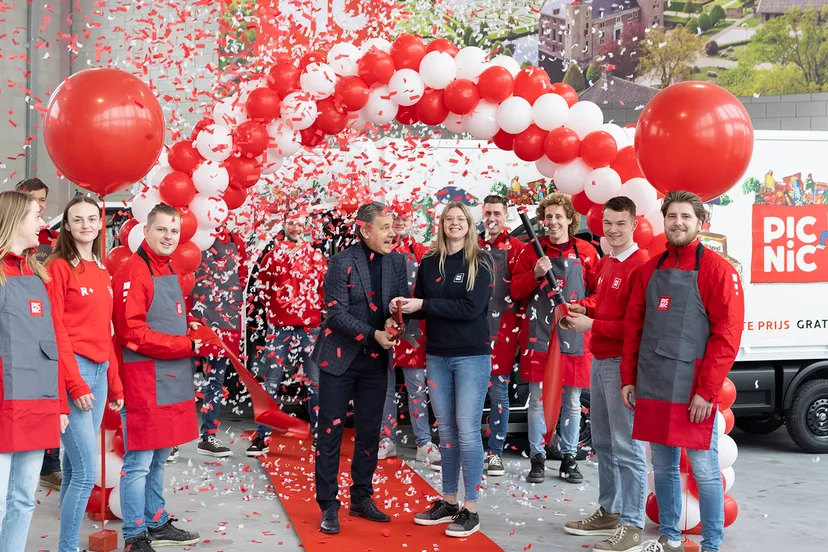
top-left (664, 0), bottom-right (706, 12)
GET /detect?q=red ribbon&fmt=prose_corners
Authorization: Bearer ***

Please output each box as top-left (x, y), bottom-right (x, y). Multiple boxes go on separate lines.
top-left (541, 303), bottom-right (570, 444)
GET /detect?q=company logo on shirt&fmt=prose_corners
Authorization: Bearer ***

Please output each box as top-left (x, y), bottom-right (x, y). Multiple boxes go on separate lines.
top-left (612, 277), bottom-right (622, 289)
top-left (29, 300), bottom-right (43, 316)
top-left (176, 302), bottom-right (184, 315)
top-left (453, 273), bottom-right (465, 284)
top-left (657, 296), bottom-right (672, 311)
top-left (568, 253), bottom-right (577, 259)
top-left (556, 277), bottom-right (566, 289)
top-left (80, 287), bottom-right (94, 296)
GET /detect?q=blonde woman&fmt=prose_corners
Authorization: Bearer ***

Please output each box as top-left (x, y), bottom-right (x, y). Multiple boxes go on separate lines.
top-left (0, 191), bottom-right (82, 551)
top-left (391, 201), bottom-right (493, 538)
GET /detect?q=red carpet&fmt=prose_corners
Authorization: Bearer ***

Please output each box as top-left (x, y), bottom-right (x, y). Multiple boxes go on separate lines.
top-left (259, 429), bottom-right (503, 551)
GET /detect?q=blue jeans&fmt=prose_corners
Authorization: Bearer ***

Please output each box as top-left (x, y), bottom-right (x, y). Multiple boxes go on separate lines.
top-left (528, 383), bottom-right (581, 456)
top-left (60, 356), bottom-right (109, 552)
top-left (119, 410), bottom-right (171, 540)
top-left (200, 356), bottom-right (230, 440)
top-left (590, 357), bottom-right (647, 527)
top-left (257, 326), bottom-right (320, 439)
top-left (41, 447), bottom-right (60, 475)
top-left (426, 354), bottom-right (490, 502)
top-left (381, 367), bottom-right (431, 446)
top-left (0, 449), bottom-right (43, 552)
top-left (486, 375), bottom-right (510, 455)
top-left (651, 417), bottom-right (724, 551)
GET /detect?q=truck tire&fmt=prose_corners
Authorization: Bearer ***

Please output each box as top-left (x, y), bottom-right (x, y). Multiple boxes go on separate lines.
top-left (786, 379), bottom-right (828, 453)
top-left (735, 413), bottom-right (784, 435)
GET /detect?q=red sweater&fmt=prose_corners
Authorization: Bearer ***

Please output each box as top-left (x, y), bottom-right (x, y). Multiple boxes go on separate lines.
top-left (258, 239), bottom-right (327, 328)
top-left (47, 258), bottom-right (124, 401)
top-left (621, 241), bottom-right (745, 402)
top-left (580, 247), bottom-right (649, 359)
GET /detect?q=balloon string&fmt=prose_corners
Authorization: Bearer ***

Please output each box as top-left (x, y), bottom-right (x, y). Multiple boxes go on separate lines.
top-left (100, 193), bottom-right (107, 527)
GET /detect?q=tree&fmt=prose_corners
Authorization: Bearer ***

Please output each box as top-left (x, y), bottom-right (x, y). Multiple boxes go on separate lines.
top-left (219, 0), bottom-right (258, 71)
top-left (639, 27), bottom-right (704, 88)
top-left (718, 62), bottom-right (819, 96)
top-left (586, 61), bottom-right (603, 83)
top-left (710, 5), bottom-right (726, 24)
top-left (684, 0), bottom-right (697, 14)
top-left (563, 63), bottom-right (588, 91)
top-left (686, 18), bottom-right (700, 34)
top-left (705, 40), bottom-right (719, 55)
top-left (598, 22), bottom-right (646, 79)
top-left (750, 6), bottom-right (828, 87)
top-left (698, 12), bottom-right (712, 31)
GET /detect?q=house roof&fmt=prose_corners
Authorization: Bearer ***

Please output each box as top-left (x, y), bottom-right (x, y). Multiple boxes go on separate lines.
top-left (579, 74), bottom-right (659, 106)
top-left (757, 0), bottom-right (828, 14)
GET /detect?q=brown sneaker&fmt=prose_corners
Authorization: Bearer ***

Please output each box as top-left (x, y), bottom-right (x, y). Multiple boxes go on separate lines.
top-left (40, 471), bottom-right (62, 490)
top-left (563, 506), bottom-right (620, 536)
top-left (647, 536), bottom-right (684, 552)
top-left (593, 524), bottom-right (644, 551)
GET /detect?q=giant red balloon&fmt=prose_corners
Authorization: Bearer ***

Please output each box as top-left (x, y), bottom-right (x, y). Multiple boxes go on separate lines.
top-left (580, 131), bottom-right (618, 168)
top-left (513, 125), bottom-right (547, 162)
top-left (334, 76), bottom-right (370, 111)
top-left (224, 156), bottom-right (261, 189)
top-left (478, 66), bottom-right (514, 104)
top-left (635, 82), bottom-right (754, 202)
top-left (443, 79), bottom-right (480, 115)
top-left (544, 127), bottom-right (581, 164)
top-left (513, 66), bottom-right (552, 105)
top-left (426, 38), bottom-right (459, 56)
top-left (586, 205), bottom-right (604, 237)
top-left (610, 145), bottom-right (644, 183)
top-left (357, 49), bottom-right (395, 86)
top-left (391, 34), bottom-right (426, 70)
top-left (158, 172), bottom-right (196, 208)
top-left (223, 184), bottom-right (248, 210)
top-left (634, 215), bottom-right (654, 248)
top-left (315, 97), bottom-right (348, 135)
top-left (718, 378), bottom-right (737, 410)
top-left (44, 68), bottom-right (165, 195)
top-left (233, 121), bottom-right (269, 158)
top-left (415, 89), bottom-right (449, 125)
top-left (171, 241), bottom-right (202, 274)
top-left (246, 87), bottom-right (281, 121)
top-left (267, 62), bottom-right (300, 98)
top-left (118, 219), bottom-right (139, 246)
top-left (647, 233), bottom-right (668, 258)
top-left (167, 140), bottom-right (203, 175)
top-left (550, 82), bottom-right (578, 107)
top-left (571, 191), bottom-right (597, 216)
top-left (177, 208), bottom-right (198, 243)
top-left (106, 246), bottom-right (132, 275)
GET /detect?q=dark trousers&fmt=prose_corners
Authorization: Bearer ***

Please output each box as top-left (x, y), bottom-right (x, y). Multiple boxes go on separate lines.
top-left (315, 351), bottom-right (388, 512)
top-left (42, 447), bottom-right (60, 475)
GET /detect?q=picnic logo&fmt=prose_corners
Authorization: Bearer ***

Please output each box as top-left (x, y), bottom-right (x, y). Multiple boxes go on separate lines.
top-left (612, 277), bottom-right (622, 290)
top-left (556, 277), bottom-right (566, 290)
top-left (176, 302), bottom-right (184, 316)
top-left (29, 300), bottom-right (43, 317)
top-left (751, 204), bottom-right (828, 283)
top-left (657, 297), bottom-right (671, 311)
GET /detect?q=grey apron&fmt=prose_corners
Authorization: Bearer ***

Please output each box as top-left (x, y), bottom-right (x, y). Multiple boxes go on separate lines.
top-left (484, 247), bottom-right (516, 344)
top-left (401, 251), bottom-right (423, 343)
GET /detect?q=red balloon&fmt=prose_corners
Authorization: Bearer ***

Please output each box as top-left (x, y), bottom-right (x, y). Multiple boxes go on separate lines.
top-left (426, 38), bottom-right (459, 56)
top-left (176, 208), bottom-right (197, 243)
top-left (395, 105), bottom-right (419, 125)
top-left (334, 76), bottom-right (370, 111)
top-left (513, 66), bottom-right (552, 105)
top-left (718, 378), bottom-right (737, 410)
top-left (610, 145), bottom-right (644, 183)
top-left (315, 97), bottom-right (348, 135)
top-left (647, 233), bottom-right (668, 258)
top-left (102, 407), bottom-right (122, 431)
top-left (391, 34), bottom-right (427, 70)
top-left (721, 407), bottom-right (735, 434)
top-left (118, 219), bottom-right (139, 246)
top-left (724, 494), bottom-right (739, 528)
top-left (635, 82), bottom-right (754, 202)
top-left (586, 205), bottom-right (604, 237)
top-left (492, 130), bottom-right (516, 151)
top-left (44, 68), bottom-right (165, 195)
top-left (357, 49), bottom-right (395, 86)
top-left (300, 126), bottom-right (325, 147)
top-left (159, 172), bottom-right (196, 208)
top-left (645, 493), bottom-right (660, 524)
top-left (634, 215), bottom-right (654, 248)
top-left (679, 448), bottom-right (692, 474)
top-left (233, 121), bottom-right (269, 158)
top-left (267, 62), bottom-right (300, 98)
top-left (87, 485), bottom-right (106, 513)
top-left (171, 241), bottom-right (202, 274)
top-left (581, 131), bottom-right (618, 168)
top-left (513, 125), bottom-right (547, 162)
top-left (246, 87), bottom-right (281, 121)
top-left (168, 140), bottom-right (203, 175)
top-left (299, 50), bottom-right (326, 71)
top-left (223, 184), bottom-right (248, 210)
top-left (415, 89), bottom-right (449, 125)
top-left (106, 246), bottom-right (132, 275)
top-left (112, 430), bottom-right (125, 457)
top-left (224, 156), bottom-right (261, 189)
top-left (443, 79), bottom-right (480, 115)
top-left (179, 272), bottom-right (196, 296)
top-left (191, 117), bottom-right (214, 141)
top-left (477, 66), bottom-right (514, 104)
top-left (550, 82), bottom-right (578, 107)
top-left (544, 127), bottom-right (581, 164)
top-left (571, 191), bottom-right (597, 216)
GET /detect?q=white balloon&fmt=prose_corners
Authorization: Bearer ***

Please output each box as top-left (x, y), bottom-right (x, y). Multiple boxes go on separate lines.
top-left (600, 236), bottom-right (611, 255)
top-left (192, 160), bottom-right (229, 196)
top-left (194, 124), bottom-right (233, 163)
top-left (490, 55), bottom-right (520, 77)
top-left (327, 42), bottom-right (360, 76)
top-left (646, 198), bottom-right (666, 235)
top-left (364, 85), bottom-right (399, 124)
top-left (281, 92), bottom-right (318, 131)
top-left (722, 466), bottom-right (735, 493)
top-left (717, 410), bottom-right (727, 434)
top-left (259, 151), bottom-right (285, 175)
top-left (191, 226), bottom-right (217, 251)
top-left (104, 429), bottom-right (116, 452)
top-left (388, 69), bottom-right (425, 106)
top-left (535, 156), bottom-right (559, 178)
top-left (127, 223), bottom-right (146, 253)
top-left (131, 188), bottom-right (161, 224)
top-left (419, 51), bottom-right (457, 90)
top-left (497, 96), bottom-right (533, 134)
top-left (465, 100), bottom-right (499, 140)
top-left (679, 493), bottom-right (702, 530)
top-left (189, 194), bottom-right (229, 229)
top-left (109, 484), bottom-right (122, 519)
top-left (554, 158), bottom-right (591, 195)
top-left (532, 93), bottom-right (570, 131)
top-left (148, 165), bottom-right (172, 190)
top-left (360, 38), bottom-right (392, 55)
top-left (621, 177), bottom-right (658, 215)
top-left (266, 119), bottom-right (301, 157)
top-left (95, 451), bottom-right (123, 488)
top-left (443, 112), bottom-right (467, 134)
top-left (601, 123), bottom-right (630, 149)
top-left (212, 97), bottom-right (248, 128)
top-left (565, 100), bottom-right (604, 139)
top-left (584, 167), bottom-right (623, 204)
top-left (455, 46), bottom-right (489, 81)
top-left (300, 62), bottom-right (338, 100)
top-left (718, 433), bottom-right (738, 470)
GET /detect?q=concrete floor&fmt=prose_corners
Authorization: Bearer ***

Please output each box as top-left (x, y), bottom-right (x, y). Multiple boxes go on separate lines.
top-left (27, 420), bottom-right (822, 552)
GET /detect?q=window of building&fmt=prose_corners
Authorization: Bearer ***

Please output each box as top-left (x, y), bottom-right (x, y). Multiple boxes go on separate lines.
top-left (615, 28), bottom-right (621, 40)
top-left (599, 31), bottom-right (605, 45)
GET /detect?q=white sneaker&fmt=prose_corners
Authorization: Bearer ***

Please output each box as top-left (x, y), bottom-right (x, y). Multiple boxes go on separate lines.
top-left (378, 438), bottom-right (397, 460)
top-left (416, 442), bottom-right (442, 471)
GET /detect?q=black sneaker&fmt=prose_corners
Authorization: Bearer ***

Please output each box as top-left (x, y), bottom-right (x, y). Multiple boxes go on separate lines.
top-left (487, 452), bottom-right (505, 477)
top-left (197, 436), bottom-right (232, 458)
top-left (414, 499), bottom-right (461, 526)
top-left (526, 453), bottom-right (545, 483)
top-left (559, 453), bottom-right (584, 483)
top-left (445, 508), bottom-right (480, 538)
top-left (147, 517), bottom-right (200, 546)
top-left (348, 497), bottom-right (390, 522)
top-left (124, 533), bottom-right (155, 552)
top-left (246, 435), bottom-right (268, 457)
top-left (166, 447), bottom-right (179, 463)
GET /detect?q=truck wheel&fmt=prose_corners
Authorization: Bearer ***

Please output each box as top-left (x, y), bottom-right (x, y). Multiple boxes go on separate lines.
top-left (786, 379), bottom-right (828, 453)
top-left (734, 413), bottom-right (784, 435)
